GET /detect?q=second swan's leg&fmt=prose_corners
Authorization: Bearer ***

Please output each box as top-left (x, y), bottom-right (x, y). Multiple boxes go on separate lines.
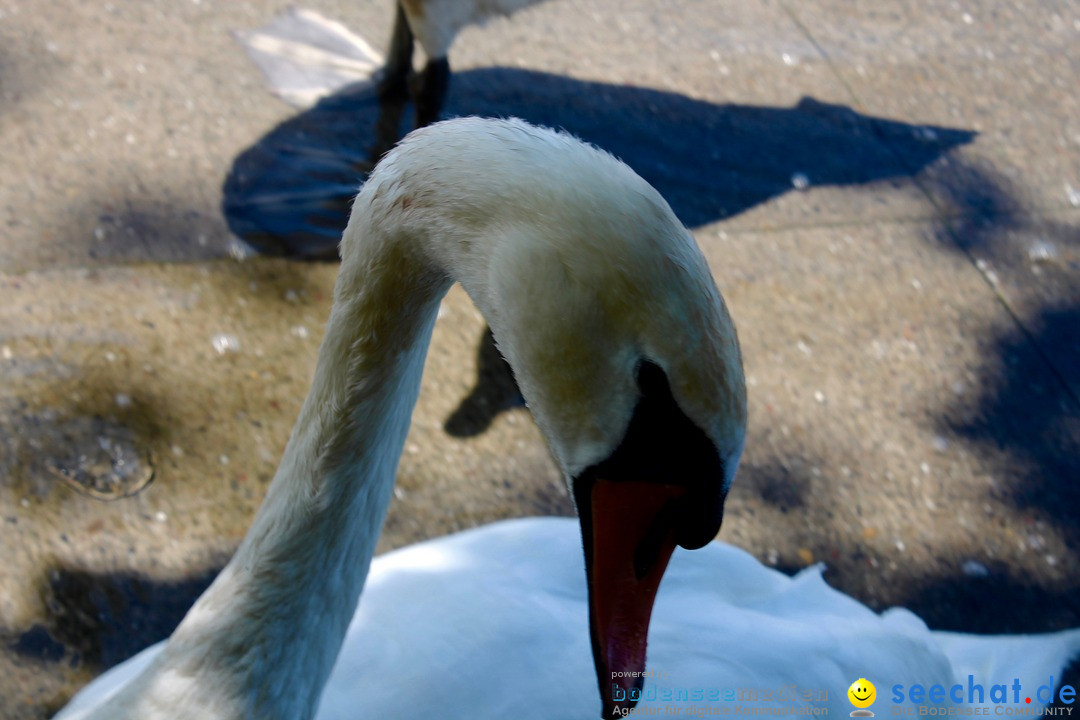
top-left (371, 2), bottom-right (414, 163)
top-left (413, 56), bottom-right (451, 128)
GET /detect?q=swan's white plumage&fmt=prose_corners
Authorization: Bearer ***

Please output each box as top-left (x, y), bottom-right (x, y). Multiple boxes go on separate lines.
top-left (58, 519), bottom-right (1080, 719)
top-left (398, 0), bottom-right (547, 59)
top-left (234, 7), bottom-right (384, 108)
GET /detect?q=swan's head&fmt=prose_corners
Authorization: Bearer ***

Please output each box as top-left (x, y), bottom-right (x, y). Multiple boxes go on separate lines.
top-left (490, 180), bottom-right (746, 720)
top-left (372, 118), bottom-right (746, 719)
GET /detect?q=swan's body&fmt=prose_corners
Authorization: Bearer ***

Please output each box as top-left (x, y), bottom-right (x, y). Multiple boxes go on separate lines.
top-left (57, 519), bottom-right (1080, 719)
top-left (396, 0), bottom-right (545, 64)
top-left (55, 117), bottom-right (746, 719)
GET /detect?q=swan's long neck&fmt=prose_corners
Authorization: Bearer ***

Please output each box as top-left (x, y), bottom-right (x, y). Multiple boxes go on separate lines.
top-left (123, 230), bottom-right (453, 719)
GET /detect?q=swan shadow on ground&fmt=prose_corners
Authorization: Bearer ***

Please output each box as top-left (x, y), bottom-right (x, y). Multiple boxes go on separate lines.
top-left (443, 326), bottom-right (524, 438)
top-left (222, 66), bottom-right (975, 260)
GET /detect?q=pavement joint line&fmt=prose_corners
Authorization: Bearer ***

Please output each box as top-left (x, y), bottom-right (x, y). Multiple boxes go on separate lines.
top-left (776, 0), bottom-right (866, 109)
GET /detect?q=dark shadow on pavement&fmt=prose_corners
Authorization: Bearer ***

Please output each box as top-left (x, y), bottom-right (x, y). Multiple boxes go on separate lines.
top-left (947, 303), bottom-right (1080, 553)
top-left (915, 158), bottom-right (1080, 573)
top-left (892, 158), bottom-right (1080, 705)
top-left (918, 159), bottom-right (1080, 392)
top-left (222, 66), bottom-right (974, 260)
top-left (10, 564), bottom-right (222, 672)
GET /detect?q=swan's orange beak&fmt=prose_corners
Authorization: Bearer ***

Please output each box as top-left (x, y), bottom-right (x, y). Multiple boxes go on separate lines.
top-left (578, 477), bottom-right (686, 720)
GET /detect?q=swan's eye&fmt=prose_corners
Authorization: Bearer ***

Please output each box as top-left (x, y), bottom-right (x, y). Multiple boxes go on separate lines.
top-left (576, 360), bottom-right (726, 550)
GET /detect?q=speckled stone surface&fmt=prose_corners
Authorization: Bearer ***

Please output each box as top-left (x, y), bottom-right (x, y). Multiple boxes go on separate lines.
top-left (1, 0), bottom-right (1077, 717)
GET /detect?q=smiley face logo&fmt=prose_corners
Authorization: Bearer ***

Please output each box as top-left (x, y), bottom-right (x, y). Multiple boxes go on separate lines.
top-left (848, 678), bottom-right (876, 714)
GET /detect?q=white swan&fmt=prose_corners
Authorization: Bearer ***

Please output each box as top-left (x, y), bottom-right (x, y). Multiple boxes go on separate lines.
top-left (51, 117), bottom-right (1080, 720)
top-left (55, 116), bottom-right (747, 720)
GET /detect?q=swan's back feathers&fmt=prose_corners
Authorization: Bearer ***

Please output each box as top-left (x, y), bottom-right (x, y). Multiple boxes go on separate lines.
top-left (57, 519), bottom-right (1080, 719)
top-left (401, 0), bottom-right (550, 60)
top-left (322, 519), bottom-right (1080, 719)
top-left (932, 627), bottom-right (1080, 685)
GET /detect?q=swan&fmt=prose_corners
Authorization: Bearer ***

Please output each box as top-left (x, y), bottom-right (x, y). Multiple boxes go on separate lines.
top-left (54, 116), bottom-right (748, 720)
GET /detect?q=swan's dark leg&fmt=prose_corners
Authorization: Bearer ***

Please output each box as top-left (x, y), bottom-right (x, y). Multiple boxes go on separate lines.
top-left (413, 57), bottom-right (451, 128)
top-left (371, 2), bottom-right (413, 163)
top-left (380, 2), bottom-right (413, 97)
